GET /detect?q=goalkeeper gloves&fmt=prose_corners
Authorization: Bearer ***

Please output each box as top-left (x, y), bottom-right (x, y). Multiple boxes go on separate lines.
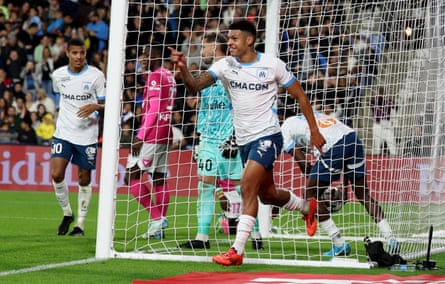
top-left (192, 144), bottom-right (199, 162)
top-left (219, 135), bottom-right (238, 159)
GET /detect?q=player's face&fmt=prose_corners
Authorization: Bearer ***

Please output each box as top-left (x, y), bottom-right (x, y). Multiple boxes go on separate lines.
top-left (67, 44), bottom-right (87, 72)
top-left (227, 30), bottom-right (251, 57)
top-left (200, 40), bottom-right (215, 65)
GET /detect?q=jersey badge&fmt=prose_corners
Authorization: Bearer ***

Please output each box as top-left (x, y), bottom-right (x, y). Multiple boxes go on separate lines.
top-left (83, 82), bottom-right (92, 92)
top-left (256, 69), bottom-right (268, 82)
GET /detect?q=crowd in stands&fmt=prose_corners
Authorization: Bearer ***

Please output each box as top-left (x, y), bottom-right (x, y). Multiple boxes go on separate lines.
top-left (0, 0), bottom-right (110, 145)
top-left (0, 0), bottom-right (389, 154)
top-left (120, 0), bottom-right (385, 151)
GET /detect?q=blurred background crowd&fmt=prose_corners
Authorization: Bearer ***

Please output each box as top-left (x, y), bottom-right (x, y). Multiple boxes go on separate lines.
top-left (0, 0), bottom-right (395, 155)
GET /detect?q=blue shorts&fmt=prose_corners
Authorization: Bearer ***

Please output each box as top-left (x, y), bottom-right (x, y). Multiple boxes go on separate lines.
top-left (197, 140), bottom-right (242, 180)
top-left (309, 132), bottom-right (365, 183)
top-left (239, 133), bottom-right (283, 171)
top-left (51, 137), bottom-right (98, 170)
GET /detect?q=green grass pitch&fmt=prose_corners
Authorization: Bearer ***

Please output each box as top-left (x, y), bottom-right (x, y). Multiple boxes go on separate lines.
top-left (0, 190), bottom-right (443, 284)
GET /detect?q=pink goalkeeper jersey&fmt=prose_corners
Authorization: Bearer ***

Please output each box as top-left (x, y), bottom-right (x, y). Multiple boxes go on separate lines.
top-left (136, 67), bottom-right (177, 144)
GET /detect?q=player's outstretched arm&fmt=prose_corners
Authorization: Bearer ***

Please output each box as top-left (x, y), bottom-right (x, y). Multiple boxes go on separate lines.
top-left (168, 47), bottom-right (214, 94)
top-left (286, 80), bottom-right (326, 154)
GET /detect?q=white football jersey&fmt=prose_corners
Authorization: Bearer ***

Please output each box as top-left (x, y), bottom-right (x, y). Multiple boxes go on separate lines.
top-left (281, 113), bottom-right (354, 156)
top-left (52, 65), bottom-right (106, 145)
top-left (208, 53), bottom-right (295, 145)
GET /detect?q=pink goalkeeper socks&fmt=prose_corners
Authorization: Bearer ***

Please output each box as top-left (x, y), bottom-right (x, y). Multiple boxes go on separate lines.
top-left (129, 180), bottom-right (161, 220)
top-left (153, 184), bottom-right (170, 217)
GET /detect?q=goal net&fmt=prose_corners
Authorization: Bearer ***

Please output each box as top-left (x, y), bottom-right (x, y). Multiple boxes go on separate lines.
top-left (96, 0), bottom-right (445, 268)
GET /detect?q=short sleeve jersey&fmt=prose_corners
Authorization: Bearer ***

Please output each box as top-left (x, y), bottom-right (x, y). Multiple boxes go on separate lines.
top-left (208, 53), bottom-right (295, 145)
top-left (281, 113), bottom-right (355, 156)
top-left (52, 65), bottom-right (106, 145)
top-left (137, 67), bottom-right (177, 144)
top-left (197, 80), bottom-right (233, 143)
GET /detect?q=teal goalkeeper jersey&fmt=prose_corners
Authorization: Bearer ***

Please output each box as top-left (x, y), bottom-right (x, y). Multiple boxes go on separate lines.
top-left (197, 80), bottom-right (233, 143)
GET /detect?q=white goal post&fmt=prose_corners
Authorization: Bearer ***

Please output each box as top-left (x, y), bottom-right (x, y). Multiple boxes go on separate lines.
top-left (96, 0), bottom-right (445, 268)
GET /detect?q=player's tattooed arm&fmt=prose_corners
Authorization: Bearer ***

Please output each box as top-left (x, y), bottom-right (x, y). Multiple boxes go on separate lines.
top-left (168, 47), bottom-right (214, 94)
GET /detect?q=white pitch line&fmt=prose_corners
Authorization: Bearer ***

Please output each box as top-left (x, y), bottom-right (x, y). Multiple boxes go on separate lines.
top-left (0, 257), bottom-right (100, 277)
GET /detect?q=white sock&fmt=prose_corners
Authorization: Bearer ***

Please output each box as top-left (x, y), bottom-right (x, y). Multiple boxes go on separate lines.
top-left (377, 219), bottom-right (394, 240)
top-left (320, 218), bottom-right (345, 247)
top-left (232, 214), bottom-right (256, 255)
top-left (53, 180), bottom-right (72, 216)
top-left (283, 191), bottom-right (306, 212)
top-left (76, 185), bottom-right (92, 230)
top-left (195, 233), bottom-right (209, 242)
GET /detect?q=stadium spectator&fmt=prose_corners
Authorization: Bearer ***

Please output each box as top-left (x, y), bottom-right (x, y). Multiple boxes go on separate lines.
top-left (281, 112), bottom-right (400, 255)
top-left (17, 117), bottom-right (37, 145)
top-left (0, 121), bottom-right (17, 143)
top-left (12, 96), bottom-right (29, 121)
top-left (35, 46), bottom-right (56, 107)
top-left (370, 87), bottom-right (397, 156)
top-left (46, 0), bottom-right (61, 25)
top-left (51, 36), bottom-right (66, 60)
top-left (119, 120), bottom-right (134, 150)
top-left (121, 101), bottom-right (134, 127)
top-left (2, 88), bottom-right (13, 107)
top-left (11, 80), bottom-right (26, 101)
top-left (0, 0), bottom-right (9, 21)
top-left (169, 19), bottom-right (325, 266)
top-left (20, 60), bottom-right (39, 97)
top-left (0, 91), bottom-right (7, 120)
top-left (35, 112), bottom-right (55, 145)
top-left (33, 34), bottom-right (54, 64)
top-left (85, 10), bottom-right (109, 55)
top-left (50, 38), bottom-right (106, 237)
top-left (0, 68), bottom-right (11, 94)
top-left (179, 25), bottom-right (202, 68)
top-left (22, 6), bottom-right (43, 37)
top-left (124, 43), bottom-right (177, 240)
top-left (5, 105), bottom-right (20, 132)
top-left (16, 22), bottom-right (40, 60)
top-left (46, 9), bottom-right (64, 36)
top-left (29, 110), bottom-right (41, 129)
top-left (5, 50), bottom-right (23, 82)
top-left (24, 91), bottom-right (34, 112)
top-left (30, 88), bottom-right (55, 115)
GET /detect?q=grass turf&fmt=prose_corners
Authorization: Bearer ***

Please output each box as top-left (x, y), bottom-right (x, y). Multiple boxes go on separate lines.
top-left (0, 190), bottom-right (443, 284)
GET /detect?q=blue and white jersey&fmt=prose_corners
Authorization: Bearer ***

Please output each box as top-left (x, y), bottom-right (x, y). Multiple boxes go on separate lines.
top-left (208, 52), bottom-right (295, 145)
top-left (52, 64), bottom-right (106, 145)
top-left (281, 113), bottom-right (354, 157)
top-left (197, 80), bottom-right (233, 143)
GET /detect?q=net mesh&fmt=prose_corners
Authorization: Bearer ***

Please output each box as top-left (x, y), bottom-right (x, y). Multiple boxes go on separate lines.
top-left (107, 0), bottom-right (445, 266)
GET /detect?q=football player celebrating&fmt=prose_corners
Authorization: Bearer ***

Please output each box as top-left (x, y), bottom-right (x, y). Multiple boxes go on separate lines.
top-left (169, 19), bottom-right (325, 266)
top-left (51, 38), bottom-right (106, 236)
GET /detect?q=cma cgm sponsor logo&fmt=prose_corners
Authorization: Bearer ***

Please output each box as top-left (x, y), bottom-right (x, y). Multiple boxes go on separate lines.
top-left (0, 150), bottom-right (126, 187)
top-left (229, 81), bottom-right (269, 91)
top-left (62, 93), bottom-right (93, 100)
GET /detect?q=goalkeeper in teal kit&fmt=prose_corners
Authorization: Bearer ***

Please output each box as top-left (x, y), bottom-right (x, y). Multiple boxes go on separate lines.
top-left (178, 32), bottom-right (263, 250)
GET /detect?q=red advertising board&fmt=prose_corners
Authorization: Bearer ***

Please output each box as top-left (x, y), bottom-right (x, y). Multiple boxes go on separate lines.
top-left (0, 145), bottom-right (441, 202)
